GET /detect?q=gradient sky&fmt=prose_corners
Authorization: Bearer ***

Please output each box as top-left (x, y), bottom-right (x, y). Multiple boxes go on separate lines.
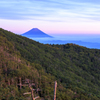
top-left (0, 0), bottom-right (100, 34)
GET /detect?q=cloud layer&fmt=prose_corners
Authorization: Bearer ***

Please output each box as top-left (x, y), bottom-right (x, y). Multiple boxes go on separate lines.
top-left (0, 0), bottom-right (100, 22)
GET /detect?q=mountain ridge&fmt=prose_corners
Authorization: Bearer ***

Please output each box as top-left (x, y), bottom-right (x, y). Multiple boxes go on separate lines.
top-left (0, 28), bottom-right (100, 100)
top-left (37, 39), bottom-right (100, 49)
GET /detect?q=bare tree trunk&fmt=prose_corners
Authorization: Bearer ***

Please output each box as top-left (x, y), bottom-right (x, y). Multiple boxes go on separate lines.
top-left (53, 81), bottom-right (57, 100)
top-left (31, 89), bottom-right (35, 100)
top-left (29, 84), bottom-right (35, 100)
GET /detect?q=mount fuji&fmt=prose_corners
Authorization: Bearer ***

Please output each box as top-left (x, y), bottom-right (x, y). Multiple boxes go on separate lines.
top-left (21, 28), bottom-right (53, 38)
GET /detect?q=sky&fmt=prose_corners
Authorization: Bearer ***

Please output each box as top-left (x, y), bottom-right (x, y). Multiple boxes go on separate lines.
top-left (0, 0), bottom-right (100, 35)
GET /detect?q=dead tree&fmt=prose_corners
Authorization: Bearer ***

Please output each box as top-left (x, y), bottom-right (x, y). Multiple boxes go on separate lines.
top-left (53, 81), bottom-right (57, 100)
top-left (23, 79), bottom-right (40, 100)
top-left (29, 83), bottom-right (35, 100)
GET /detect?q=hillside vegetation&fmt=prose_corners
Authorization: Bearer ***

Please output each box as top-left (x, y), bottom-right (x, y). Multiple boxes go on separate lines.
top-left (0, 28), bottom-right (100, 100)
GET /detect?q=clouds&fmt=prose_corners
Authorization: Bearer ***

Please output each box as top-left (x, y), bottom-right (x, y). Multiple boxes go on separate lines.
top-left (0, 0), bottom-right (99, 22)
top-left (71, 0), bottom-right (100, 4)
top-left (0, 0), bottom-right (58, 20)
top-left (0, 0), bottom-right (100, 22)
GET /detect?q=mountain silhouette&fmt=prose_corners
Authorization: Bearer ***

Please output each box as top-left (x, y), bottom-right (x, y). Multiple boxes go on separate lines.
top-left (21, 28), bottom-right (53, 38)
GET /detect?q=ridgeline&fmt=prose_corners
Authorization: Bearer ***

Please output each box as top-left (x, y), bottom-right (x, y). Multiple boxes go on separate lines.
top-left (0, 28), bottom-right (100, 100)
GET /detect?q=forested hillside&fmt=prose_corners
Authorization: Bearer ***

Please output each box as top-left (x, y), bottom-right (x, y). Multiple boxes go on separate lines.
top-left (0, 28), bottom-right (100, 100)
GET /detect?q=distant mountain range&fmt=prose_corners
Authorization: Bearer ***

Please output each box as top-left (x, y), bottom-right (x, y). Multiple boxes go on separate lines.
top-left (39, 40), bottom-right (100, 49)
top-left (21, 28), bottom-right (100, 49)
top-left (21, 28), bottom-right (53, 38)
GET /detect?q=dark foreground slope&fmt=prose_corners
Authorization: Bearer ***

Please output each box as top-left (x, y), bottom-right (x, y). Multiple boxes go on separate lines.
top-left (0, 28), bottom-right (100, 100)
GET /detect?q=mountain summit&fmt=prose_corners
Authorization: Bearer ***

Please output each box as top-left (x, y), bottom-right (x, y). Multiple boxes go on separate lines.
top-left (21, 28), bottom-right (53, 38)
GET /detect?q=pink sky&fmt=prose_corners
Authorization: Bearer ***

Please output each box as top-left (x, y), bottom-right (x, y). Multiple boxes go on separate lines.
top-left (0, 0), bottom-right (100, 35)
top-left (1, 19), bottom-right (100, 35)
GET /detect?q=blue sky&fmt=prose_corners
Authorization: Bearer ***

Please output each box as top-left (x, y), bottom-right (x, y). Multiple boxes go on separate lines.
top-left (0, 0), bottom-right (100, 34)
